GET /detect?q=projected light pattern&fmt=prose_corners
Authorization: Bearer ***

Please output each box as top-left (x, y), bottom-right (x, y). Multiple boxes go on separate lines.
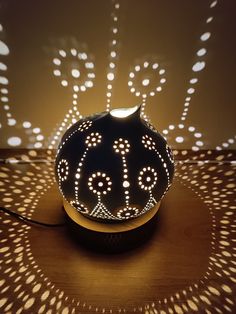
top-left (0, 150), bottom-right (236, 313)
top-left (105, 0), bottom-right (121, 111)
top-left (128, 60), bottom-right (166, 120)
top-left (161, 0), bottom-right (218, 150)
top-left (0, 0), bottom-right (236, 311)
top-left (48, 45), bottom-right (95, 150)
top-left (216, 135), bottom-right (236, 151)
top-left (0, 24), bottom-right (44, 148)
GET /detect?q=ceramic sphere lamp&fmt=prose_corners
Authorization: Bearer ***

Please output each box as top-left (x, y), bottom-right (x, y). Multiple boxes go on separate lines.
top-left (55, 105), bottom-right (174, 248)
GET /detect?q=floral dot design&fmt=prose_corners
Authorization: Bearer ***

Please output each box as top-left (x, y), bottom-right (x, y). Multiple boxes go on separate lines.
top-left (142, 134), bottom-right (156, 150)
top-left (117, 206), bottom-right (139, 219)
top-left (88, 172), bottom-right (112, 195)
top-left (57, 159), bottom-right (69, 182)
top-left (78, 120), bottom-right (92, 132)
top-left (85, 132), bottom-right (102, 147)
top-left (113, 138), bottom-right (130, 155)
top-left (138, 167), bottom-right (158, 191)
top-left (70, 200), bottom-right (89, 214)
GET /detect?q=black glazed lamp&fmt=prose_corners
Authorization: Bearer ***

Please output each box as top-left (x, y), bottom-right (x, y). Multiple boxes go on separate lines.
top-left (55, 105), bottom-right (174, 232)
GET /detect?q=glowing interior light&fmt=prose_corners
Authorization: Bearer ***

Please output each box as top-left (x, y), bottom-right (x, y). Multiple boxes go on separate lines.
top-left (190, 78), bottom-right (198, 84)
top-left (135, 65), bottom-right (140, 72)
top-left (123, 181), bottom-right (130, 188)
top-left (34, 142), bottom-right (42, 148)
top-left (59, 50), bottom-right (66, 57)
top-left (129, 72), bottom-right (134, 78)
top-left (1, 96), bottom-right (8, 102)
top-left (188, 126), bottom-right (195, 132)
top-left (70, 48), bottom-right (77, 56)
top-left (8, 118), bottom-right (16, 126)
top-left (142, 79), bottom-right (150, 86)
top-left (152, 63), bottom-right (158, 69)
top-left (210, 1), bottom-right (217, 8)
top-left (88, 73), bottom-right (95, 78)
top-left (23, 121), bottom-right (31, 128)
top-left (187, 88), bottom-right (195, 94)
top-left (107, 73), bottom-right (114, 81)
top-left (36, 135), bottom-right (44, 141)
top-left (110, 105), bottom-right (139, 118)
top-left (175, 136), bottom-right (184, 143)
top-left (194, 133), bottom-right (202, 138)
top-left (112, 28), bottom-right (118, 34)
top-left (53, 70), bottom-right (61, 76)
top-left (85, 62), bottom-right (94, 69)
top-left (0, 24), bottom-right (2, 31)
top-left (200, 32), bottom-right (211, 41)
top-left (0, 76), bottom-right (8, 85)
top-left (7, 137), bottom-right (21, 146)
top-left (192, 146), bottom-right (199, 151)
top-left (85, 81), bottom-right (93, 88)
top-left (192, 61), bottom-right (205, 72)
top-left (61, 80), bottom-right (68, 87)
top-left (159, 69), bottom-right (165, 75)
top-left (53, 58), bottom-right (61, 66)
top-left (33, 128), bottom-right (41, 134)
top-left (178, 124), bottom-right (184, 129)
top-left (196, 140), bottom-right (204, 146)
top-left (110, 51), bottom-right (116, 58)
top-left (78, 53), bottom-right (87, 60)
top-left (0, 62), bottom-right (7, 70)
top-left (80, 86), bottom-right (86, 91)
top-left (197, 48), bottom-right (207, 56)
top-left (0, 40), bottom-right (10, 55)
top-left (109, 62), bottom-right (115, 69)
top-left (143, 62), bottom-right (149, 68)
top-left (73, 85), bottom-right (79, 92)
top-left (71, 69), bottom-right (80, 78)
top-left (169, 125), bottom-right (175, 130)
top-left (206, 17), bottom-right (213, 23)
top-left (1, 88), bottom-right (8, 94)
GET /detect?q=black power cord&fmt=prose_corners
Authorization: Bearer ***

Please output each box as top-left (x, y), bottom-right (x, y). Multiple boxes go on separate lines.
top-left (0, 206), bottom-right (65, 227)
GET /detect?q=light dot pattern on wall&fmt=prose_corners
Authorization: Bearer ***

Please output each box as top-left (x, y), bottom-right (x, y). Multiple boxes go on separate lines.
top-left (128, 60), bottom-right (167, 120)
top-left (0, 24), bottom-right (44, 149)
top-left (49, 43), bottom-right (95, 149)
top-left (178, 0), bottom-right (217, 124)
top-left (105, 0), bottom-right (121, 111)
top-left (162, 124), bottom-right (204, 151)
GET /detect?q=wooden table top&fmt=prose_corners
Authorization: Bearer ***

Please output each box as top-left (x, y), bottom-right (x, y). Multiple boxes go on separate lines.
top-left (0, 149), bottom-right (236, 313)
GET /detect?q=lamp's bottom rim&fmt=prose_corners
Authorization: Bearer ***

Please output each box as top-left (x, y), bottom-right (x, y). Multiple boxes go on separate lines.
top-left (63, 199), bottom-right (161, 234)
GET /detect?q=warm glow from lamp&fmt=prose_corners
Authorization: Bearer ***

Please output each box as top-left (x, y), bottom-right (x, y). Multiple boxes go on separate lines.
top-left (110, 105), bottom-right (139, 118)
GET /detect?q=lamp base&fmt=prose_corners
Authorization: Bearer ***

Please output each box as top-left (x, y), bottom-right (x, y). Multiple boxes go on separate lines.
top-left (63, 199), bottom-right (161, 252)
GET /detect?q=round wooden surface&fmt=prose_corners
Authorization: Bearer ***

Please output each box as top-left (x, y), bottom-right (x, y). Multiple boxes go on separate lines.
top-left (63, 198), bottom-right (161, 233)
